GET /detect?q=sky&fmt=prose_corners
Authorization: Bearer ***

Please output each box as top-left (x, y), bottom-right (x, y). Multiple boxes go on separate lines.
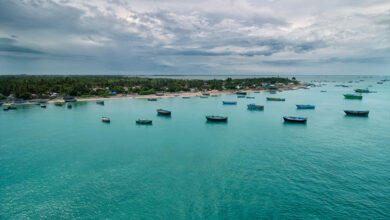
top-left (0, 0), bottom-right (389, 75)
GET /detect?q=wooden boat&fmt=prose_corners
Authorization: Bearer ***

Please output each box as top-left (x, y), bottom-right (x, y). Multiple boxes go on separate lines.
top-left (344, 94), bottom-right (362, 99)
top-left (237, 95), bottom-right (246, 98)
top-left (344, 110), bottom-right (369, 116)
top-left (102, 117), bottom-right (111, 122)
top-left (202, 93), bottom-right (210, 96)
top-left (283, 116), bottom-right (307, 123)
top-left (296, 105), bottom-right (315, 109)
top-left (200, 96), bottom-right (208, 98)
top-left (40, 104), bottom-right (47, 108)
top-left (182, 96), bottom-right (190, 99)
top-left (136, 119), bottom-right (152, 125)
top-left (246, 96), bottom-right (255, 99)
top-left (247, 104), bottom-right (264, 110)
top-left (222, 101), bottom-right (237, 105)
top-left (55, 102), bottom-right (63, 106)
top-left (96, 100), bottom-right (104, 105)
top-left (67, 103), bottom-right (72, 108)
top-left (156, 93), bottom-right (164, 96)
top-left (147, 98), bottom-right (157, 101)
top-left (210, 95), bottom-right (218, 97)
top-left (206, 116), bottom-right (228, 122)
top-left (236, 91), bottom-right (247, 95)
top-left (267, 97), bottom-right (285, 101)
top-left (354, 89), bottom-right (370, 93)
top-left (157, 109), bottom-right (171, 115)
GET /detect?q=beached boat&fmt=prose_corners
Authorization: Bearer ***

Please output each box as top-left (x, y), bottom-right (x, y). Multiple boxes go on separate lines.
top-left (246, 96), bottom-right (255, 99)
top-left (102, 117), bottom-right (111, 123)
top-left (206, 116), bottom-right (228, 122)
top-left (136, 119), bottom-right (152, 125)
top-left (202, 93), bottom-right (210, 96)
top-left (157, 109), bottom-right (171, 115)
top-left (156, 93), bottom-right (164, 96)
top-left (96, 100), bottom-right (104, 105)
top-left (247, 104), bottom-right (264, 110)
top-left (40, 104), bottom-right (47, 108)
top-left (237, 95), bottom-right (246, 98)
top-left (344, 94), bottom-right (362, 99)
top-left (222, 101), bottom-right (237, 105)
top-left (236, 91), bottom-right (247, 95)
top-left (354, 89), bottom-right (370, 93)
top-left (67, 103), bottom-right (72, 108)
top-left (283, 116), bottom-right (307, 123)
top-left (344, 110), bottom-right (369, 116)
top-left (269, 91), bottom-right (277, 94)
top-left (267, 97), bottom-right (285, 101)
top-left (147, 98), bottom-right (157, 101)
top-left (55, 102), bottom-right (63, 106)
top-left (296, 105), bottom-right (315, 109)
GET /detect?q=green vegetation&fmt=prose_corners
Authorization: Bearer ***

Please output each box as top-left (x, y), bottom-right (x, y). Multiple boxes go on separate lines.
top-left (0, 75), bottom-right (298, 100)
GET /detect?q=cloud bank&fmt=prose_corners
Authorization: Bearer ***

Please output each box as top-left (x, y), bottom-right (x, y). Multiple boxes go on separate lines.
top-left (0, 0), bottom-right (389, 75)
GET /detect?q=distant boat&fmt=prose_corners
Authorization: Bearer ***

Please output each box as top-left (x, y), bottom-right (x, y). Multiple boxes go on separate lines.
top-left (247, 104), bottom-right (264, 110)
top-left (96, 100), bottom-right (104, 105)
top-left (136, 119), bottom-right (152, 125)
top-left (222, 101), bottom-right (237, 105)
top-left (283, 116), bottom-right (307, 123)
top-left (236, 91), bottom-right (247, 95)
top-left (182, 96), bottom-right (190, 99)
top-left (67, 103), bottom-right (72, 108)
top-left (174, 94), bottom-right (180, 97)
top-left (269, 91), bottom-right (277, 94)
top-left (354, 89), bottom-right (370, 93)
top-left (344, 94), bottom-right (362, 99)
top-left (156, 93), bottom-right (164, 96)
top-left (14, 100), bottom-right (27, 104)
top-left (3, 105), bottom-right (17, 111)
top-left (206, 116), bottom-right (228, 122)
top-left (254, 91), bottom-right (260, 93)
top-left (102, 117), bottom-right (111, 123)
top-left (200, 96), bottom-right (208, 98)
top-left (40, 104), bottom-right (47, 108)
top-left (202, 93), bottom-right (210, 96)
top-left (237, 95), bottom-right (246, 98)
top-left (157, 109), bottom-right (171, 115)
top-left (377, 82), bottom-right (383, 84)
top-left (55, 102), bottom-right (63, 106)
top-left (246, 96), bottom-right (255, 99)
top-left (320, 90), bottom-right (327, 92)
top-left (296, 105), bottom-right (315, 109)
top-left (148, 98), bottom-right (157, 101)
top-left (344, 110), bottom-right (369, 116)
top-left (267, 97), bottom-right (285, 101)
top-left (210, 94), bottom-right (218, 97)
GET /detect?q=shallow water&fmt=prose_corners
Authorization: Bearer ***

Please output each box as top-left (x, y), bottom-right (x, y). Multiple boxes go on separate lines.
top-left (1, 76), bottom-right (390, 219)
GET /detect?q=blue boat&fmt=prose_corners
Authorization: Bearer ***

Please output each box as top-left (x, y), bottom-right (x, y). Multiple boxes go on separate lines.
top-left (0, 102), bottom-right (3, 105)
top-left (157, 109), bottom-right (171, 115)
top-left (247, 103), bottom-right (264, 110)
top-left (344, 110), bottom-right (369, 116)
top-left (37, 100), bottom-right (48, 103)
top-left (14, 100), bottom-right (27, 104)
top-left (223, 101), bottom-right (237, 105)
top-left (296, 105), bottom-right (315, 109)
top-left (283, 116), bottom-right (307, 123)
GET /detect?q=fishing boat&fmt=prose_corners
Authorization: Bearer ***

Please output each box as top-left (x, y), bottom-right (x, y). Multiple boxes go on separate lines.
top-left (200, 96), bottom-right (208, 98)
top-left (136, 119), bottom-right (152, 125)
top-left (344, 110), bottom-right (369, 116)
top-left (67, 103), bottom-right (72, 108)
top-left (222, 101), bottom-right (237, 105)
top-left (157, 109), bottom-right (171, 115)
top-left (102, 117), bottom-right (111, 123)
top-left (283, 116), bottom-right (307, 123)
top-left (236, 91), bottom-right (247, 95)
top-left (344, 94), bottom-right (362, 99)
top-left (246, 96), bottom-right (255, 99)
top-left (354, 89), bottom-right (370, 93)
top-left (55, 102), bottom-right (63, 106)
top-left (96, 100), bottom-right (104, 105)
top-left (147, 98), bottom-right (157, 101)
top-left (206, 116), bottom-right (228, 122)
top-left (237, 95), bottom-right (246, 98)
top-left (247, 104), bottom-right (264, 110)
top-left (296, 105), bottom-right (315, 109)
top-left (40, 104), bottom-right (47, 108)
top-left (267, 97), bottom-right (285, 101)
top-left (182, 96), bottom-right (190, 99)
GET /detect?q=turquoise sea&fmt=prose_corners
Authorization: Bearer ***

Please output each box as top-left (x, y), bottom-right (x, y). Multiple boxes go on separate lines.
top-left (1, 76), bottom-right (390, 219)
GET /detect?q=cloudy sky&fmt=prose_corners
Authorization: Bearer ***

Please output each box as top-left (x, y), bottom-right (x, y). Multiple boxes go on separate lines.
top-left (0, 0), bottom-right (389, 75)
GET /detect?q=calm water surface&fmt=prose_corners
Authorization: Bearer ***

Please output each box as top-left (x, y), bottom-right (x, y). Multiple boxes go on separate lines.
top-left (1, 76), bottom-right (390, 219)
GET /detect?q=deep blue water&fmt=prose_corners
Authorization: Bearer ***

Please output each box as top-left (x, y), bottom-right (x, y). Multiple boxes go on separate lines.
top-left (1, 76), bottom-right (390, 219)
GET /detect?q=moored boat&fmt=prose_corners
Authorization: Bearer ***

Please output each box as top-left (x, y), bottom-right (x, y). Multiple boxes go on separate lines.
top-left (182, 96), bottom-right (190, 99)
top-left (202, 93), bottom-right (210, 96)
top-left (157, 109), bottom-right (171, 115)
top-left (200, 96), bottom-right (208, 98)
top-left (55, 102), bottom-right (63, 106)
top-left (246, 96), bottom-right (255, 99)
top-left (136, 119), bottom-right (152, 125)
top-left (296, 105), bottom-right (315, 109)
top-left (147, 98), bottom-right (157, 101)
top-left (237, 95), bottom-right (246, 98)
top-left (267, 97), bottom-right (285, 101)
top-left (206, 116), bottom-right (228, 122)
top-left (344, 110), bottom-right (369, 116)
top-left (283, 116), bottom-right (307, 123)
top-left (344, 94), bottom-right (362, 99)
top-left (3, 105), bottom-right (17, 111)
top-left (67, 103), bottom-right (72, 108)
top-left (102, 117), bottom-right (111, 122)
top-left (96, 100), bottom-right (104, 105)
top-left (236, 91), bottom-right (247, 95)
top-left (247, 104), bottom-right (264, 110)
top-left (354, 89), bottom-right (370, 93)
top-left (0, 102), bottom-right (3, 105)
top-left (222, 101), bottom-right (237, 105)
top-left (40, 104), bottom-right (47, 108)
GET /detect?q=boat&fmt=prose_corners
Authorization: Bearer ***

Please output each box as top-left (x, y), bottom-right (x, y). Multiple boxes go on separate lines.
top-left (157, 109), bottom-right (171, 115)
top-left (247, 104), bottom-right (264, 110)
top-left (200, 96), bottom-right (208, 98)
top-left (320, 90), bottom-right (327, 92)
top-left (14, 100), bottom-right (27, 104)
top-left (147, 98), bottom-right (157, 101)
top-left (36, 100), bottom-right (48, 104)
top-left (174, 94), bottom-right (180, 97)
top-left (283, 116), bottom-right (307, 123)
top-left (246, 96), bottom-right (255, 99)
top-left (267, 97), bottom-right (285, 101)
top-left (3, 105), bottom-right (16, 111)
top-left (344, 94), bottom-right (362, 99)
top-left (344, 110), bottom-right (369, 116)
top-left (102, 117), bottom-right (111, 122)
top-left (156, 93), bottom-right (164, 96)
top-left (254, 91), bottom-right (260, 93)
top-left (236, 91), bottom-right (247, 95)
top-left (0, 102), bottom-right (3, 105)
top-left (40, 104), bottom-right (47, 108)
top-left (206, 116), bottom-right (228, 122)
top-left (377, 82), bottom-right (383, 84)
top-left (55, 102), bottom-right (63, 106)
top-left (269, 91), bottom-right (277, 94)
top-left (67, 103), bottom-right (72, 108)
top-left (182, 96), bottom-right (190, 99)
top-left (354, 89), bottom-right (370, 93)
top-left (222, 101), bottom-right (237, 105)
top-left (96, 100), bottom-right (104, 105)
top-left (202, 93), bottom-right (210, 96)
top-left (296, 105), bottom-right (315, 109)
top-left (237, 95), bottom-right (246, 98)
top-left (210, 95), bottom-right (218, 97)
top-left (136, 119), bottom-right (152, 125)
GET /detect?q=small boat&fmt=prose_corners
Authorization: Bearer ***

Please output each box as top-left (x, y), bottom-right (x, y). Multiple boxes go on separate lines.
top-left (182, 96), bottom-right (190, 99)
top-left (283, 116), bottom-right (307, 123)
top-left (320, 90), bottom-right (327, 92)
top-left (40, 104), bottom-right (47, 108)
top-left (37, 100), bottom-right (48, 104)
top-left (344, 110), bottom-right (369, 116)
top-left (156, 93), bottom-right (164, 96)
top-left (200, 96), bottom-right (208, 98)
top-left (267, 97), bottom-right (285, 101)
top-left (136, 119), bottom-right (152, 125)
top-left (3, 105), bottom-right (16, 111)
top-left (202, 93), bottom-right (210, 96)
top-left (344, 94), bottom-right (362, 99)
top-left (296, 105), bottom-right (315, 109)
top-left (206, 116), bottom-right (228, 122)
top-left (210, 95), bottom-right (218, 97)
top-left (237, 95), bottom-right (246, 98)
top-left (236, 91), bottom-right (247, 95)
top-left (102, 117), bottom-right (111, 123)
top-left (222, 101), bottom-right (237, 105)
top-left (0, 102), bottom-right (3, 105)
top-left (157, 109), bottom-right (171, 115)
top-left (254, 91), bottom-right (260, 93)
top-left (246, 96), bottom-right (255, 99)
top-left (354, 89), bottom-right (370, 93)
top-left (14, 100), bottom-right (27, 104)
top-left (67, 103), bottom-right (72, 108)
top-left (96, 100), bottom-right (104, 105)
top-left (174, 94), bottom-right (180, 97)
top-left (247, 104), bottom-right (264, 110)
top-left (148, 98), bottom-right (157, 101)
top-left (377, 82), bottom-right (383, 84)
top-left (269, 91), bottom-right (277, 94)
top-left (55, 102), bottom-right (63, 106)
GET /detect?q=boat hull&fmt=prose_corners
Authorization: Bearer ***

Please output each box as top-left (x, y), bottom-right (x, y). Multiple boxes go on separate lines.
top-left (247, 104), bottom-right (264, 110)
top-left (223, 101), bottom-right (237, 105)
top-left (296, 105), bottom-right (315, 109)
top-left (267, 98), bottom-right (285, 101)
top-left (136, 120), bottom-right (152, 125)
top-left (344, 94), bottom-right (362, 99)
top-left (283, 116), bottom-right (307, 123)
top-left (206, 116), bottom-right (228, 122)
top-left (344, 110), bottom-right (369, 116)
top-left (157, 109), bottom-right (171, 115)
